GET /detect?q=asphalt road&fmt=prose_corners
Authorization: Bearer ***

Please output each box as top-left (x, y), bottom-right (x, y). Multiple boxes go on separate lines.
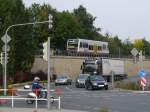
top-left (1, 84), bottom-right (150, 112)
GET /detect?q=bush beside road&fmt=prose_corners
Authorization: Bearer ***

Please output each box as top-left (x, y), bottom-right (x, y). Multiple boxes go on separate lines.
top-left (115, 81), bottom-right (140, 90)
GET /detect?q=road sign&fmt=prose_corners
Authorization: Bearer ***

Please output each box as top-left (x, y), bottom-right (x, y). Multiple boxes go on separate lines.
top-left (1, 34), bottom-right (11, 43)
top-left (131, 48), bottom-right (138, 56)
top-left (139, 69), bottom-right (147, 90)
top-left (140, 77), bottom-right (147, 87)
top-left (2, 45), bottom-right (10, 52)
top-left (139, 69), bottom-right (147, 77)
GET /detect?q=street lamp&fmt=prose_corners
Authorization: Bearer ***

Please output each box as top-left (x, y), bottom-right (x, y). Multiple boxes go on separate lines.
top-left (2, 20), bottom-right (51, 95)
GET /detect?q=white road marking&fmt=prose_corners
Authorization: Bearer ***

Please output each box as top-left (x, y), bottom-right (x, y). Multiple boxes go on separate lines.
top-left (66, 86), bottom-right (73, 92)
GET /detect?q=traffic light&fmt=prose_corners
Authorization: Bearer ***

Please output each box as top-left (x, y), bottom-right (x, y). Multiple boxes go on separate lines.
top-left (48, 14), bottom-right (53, 29)
top-left (0, 52), bottom-right (8, 65)
top-left (43, 41), bottom-right (48, 61)
top-left (0, 52), bottom-right (3, 64)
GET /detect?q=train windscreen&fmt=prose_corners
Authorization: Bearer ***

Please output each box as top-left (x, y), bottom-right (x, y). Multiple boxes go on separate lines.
top-left (67, 40), bottom-right (78, 49)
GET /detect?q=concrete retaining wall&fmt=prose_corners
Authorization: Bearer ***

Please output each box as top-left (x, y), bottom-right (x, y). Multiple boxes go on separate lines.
top-left (31, 56), bottom-right (150, 79)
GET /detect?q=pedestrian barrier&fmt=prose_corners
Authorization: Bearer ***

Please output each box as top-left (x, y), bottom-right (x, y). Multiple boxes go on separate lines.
top-left (0, 89), bottom-right (61, 110)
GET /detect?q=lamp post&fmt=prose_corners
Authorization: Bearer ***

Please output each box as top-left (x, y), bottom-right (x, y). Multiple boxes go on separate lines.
top-left (3, 20), bottom-right (51, 95)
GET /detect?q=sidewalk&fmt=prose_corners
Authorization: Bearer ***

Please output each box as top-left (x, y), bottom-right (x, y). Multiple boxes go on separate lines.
top-left (0, 108), bottom-right (87, 112)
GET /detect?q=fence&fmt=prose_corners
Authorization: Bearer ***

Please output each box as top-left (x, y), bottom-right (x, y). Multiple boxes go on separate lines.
top-left (0, 88), bottom-right (61, 110)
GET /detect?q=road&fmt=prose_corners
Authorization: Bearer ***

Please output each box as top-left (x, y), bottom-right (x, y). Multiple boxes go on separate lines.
top-left (1, 84), bottom-right (150, 112)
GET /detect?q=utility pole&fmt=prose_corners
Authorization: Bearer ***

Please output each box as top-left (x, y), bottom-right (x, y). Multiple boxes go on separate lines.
top-left (118, 47), bottom-right (120, 58)
top-left (111, 71), bottom-right (114, 89)
top-left (47, 14), bottom-right (53, 110)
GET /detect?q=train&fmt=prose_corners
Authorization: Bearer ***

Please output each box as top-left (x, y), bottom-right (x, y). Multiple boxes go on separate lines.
top-left (67, 39), bottom-right (109, 56)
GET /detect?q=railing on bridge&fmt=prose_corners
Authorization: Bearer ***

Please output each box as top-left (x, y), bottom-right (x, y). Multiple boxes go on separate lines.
top-left (0, 89), bottom-right (61, 110)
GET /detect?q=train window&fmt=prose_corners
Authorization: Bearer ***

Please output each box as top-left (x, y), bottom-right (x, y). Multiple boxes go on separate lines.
top-left (80, 42), bottom-right (88, 48)
top-left (67, 40), bottom-right (78, 49)
top-left (83, 43), bottom-right (88, 48)
top-left (89, 45), bottom-right (93, 50)
top-left (80, 42), bottom-right (83, 48)
top-left (98, 46), bottom-right (102, 51)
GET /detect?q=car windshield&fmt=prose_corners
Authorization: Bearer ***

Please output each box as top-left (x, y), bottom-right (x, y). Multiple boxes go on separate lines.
top-left (57, 75), bottom-right (68, 79)
top-left (78, 74), bottom-right (89, 79)
top-left (90, 75), bottom-right (104, 81)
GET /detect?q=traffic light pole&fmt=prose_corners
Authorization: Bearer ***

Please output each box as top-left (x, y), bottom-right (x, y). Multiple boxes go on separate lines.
top-left (3, 20), bottom-right (51, 95)
top-left (47, 37), bottom-right (51, 109)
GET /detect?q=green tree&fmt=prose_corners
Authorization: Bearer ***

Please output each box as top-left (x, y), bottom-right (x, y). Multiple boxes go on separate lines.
top-left (73, 5), bottom-right (101, 40)
top-left (0, 0), bottom-right (36, 76)
top-left (133, 39), bottom-right (144, 51)
top-left (52, 11), bottom-right (84, 50)
top-left (142, 38), bottom-right (150, 56)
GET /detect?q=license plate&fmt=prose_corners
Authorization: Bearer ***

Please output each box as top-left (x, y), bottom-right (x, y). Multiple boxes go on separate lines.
top-left (98, 85), bottom-right (104, 87)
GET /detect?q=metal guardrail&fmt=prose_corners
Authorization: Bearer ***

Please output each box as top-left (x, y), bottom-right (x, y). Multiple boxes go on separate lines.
top-left (0, 89), bottom-right (61, 110)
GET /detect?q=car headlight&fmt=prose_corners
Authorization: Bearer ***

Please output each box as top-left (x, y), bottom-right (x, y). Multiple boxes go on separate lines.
top-left (104, 82), bottom-right (108, 85)
top-left (93, 82), bottom-right (97, 86)
top-left (63, 79), bottom-right (67, 82)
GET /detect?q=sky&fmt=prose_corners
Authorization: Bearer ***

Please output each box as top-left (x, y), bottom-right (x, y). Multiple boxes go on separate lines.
top-left (23, 0), bottom-right (150, 41)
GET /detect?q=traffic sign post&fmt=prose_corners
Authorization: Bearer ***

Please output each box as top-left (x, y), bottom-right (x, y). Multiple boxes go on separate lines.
top-left (131, 48), bottom-right (138, 63)
top-left (1, 34), bottom-right (11, 96)
top-left (1, 34), bottom-right (11, 44)
top-left (139, 69), bottom-right (147, 91)
top-left (1, 17), bottom-right (52, 96)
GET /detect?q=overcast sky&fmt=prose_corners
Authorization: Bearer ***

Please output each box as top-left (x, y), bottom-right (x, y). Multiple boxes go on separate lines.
top-left (23, 0), bottom-right (150, 41)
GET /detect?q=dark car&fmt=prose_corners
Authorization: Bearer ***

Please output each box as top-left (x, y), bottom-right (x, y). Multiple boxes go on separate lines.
top-left (75, 74), bottom-right (90, 88)
top-left (85, 75), bottom-right (108, 90)
top-left (55, 75), bottom-right (72, 86)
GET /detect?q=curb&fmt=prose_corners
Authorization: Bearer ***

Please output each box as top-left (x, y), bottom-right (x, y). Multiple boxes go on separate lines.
top-left (113, 88), bottom-right (150, 94)
top-left (132, 91), bottom-right (150, 94)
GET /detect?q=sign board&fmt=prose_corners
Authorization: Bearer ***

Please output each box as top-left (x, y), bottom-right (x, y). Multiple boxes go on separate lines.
top-left (139, 69), bottom-right (147, 88)
top-left (140, 77), bottom-right (147, 87)
top-left (2, 45), bottom-right (10, 52)
top-left (131, 48), bottom-right (138, 56)
top-left (139, 69), bottom-right (147, 77)
top-left (1, 34), bottom-right (11, 43)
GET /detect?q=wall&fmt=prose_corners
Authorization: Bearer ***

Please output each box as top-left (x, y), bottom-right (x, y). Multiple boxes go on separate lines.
top-left (31, 56), bottom-right (84, 80)
top-left (31, 56), bottom-right (150, 80)
top-left (124, 59), bottom-right (150, 76)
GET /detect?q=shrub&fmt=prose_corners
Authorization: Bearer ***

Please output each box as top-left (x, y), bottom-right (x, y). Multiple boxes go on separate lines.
top-left (0, 86), bottom-right (3, 96)
top-left (115, 81), bottom-right (140, 90)
top-left (100, 105), bottom-right (109, 112)
top-left (14, 71), bottom-right (27, 83)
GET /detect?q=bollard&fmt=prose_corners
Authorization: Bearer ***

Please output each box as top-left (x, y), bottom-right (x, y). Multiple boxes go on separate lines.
top-left (58, 96), bottom-right (61, 110)
top-left (35, 95), bottom-right (37, 109)
top-left (11, 94), bottom-right (14, 108)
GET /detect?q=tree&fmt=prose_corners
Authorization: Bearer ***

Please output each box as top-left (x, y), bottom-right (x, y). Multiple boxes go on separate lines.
top-left (142, 38), bottom-right (150, 56)
top-left (52, 11), bottom-right (84, 50)
top-left (133, 39), bottom-right (144, 51)
top-left (73, 5), bottom-right (101, 40)
top-left (0, 0), bottom-right (36, 76)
